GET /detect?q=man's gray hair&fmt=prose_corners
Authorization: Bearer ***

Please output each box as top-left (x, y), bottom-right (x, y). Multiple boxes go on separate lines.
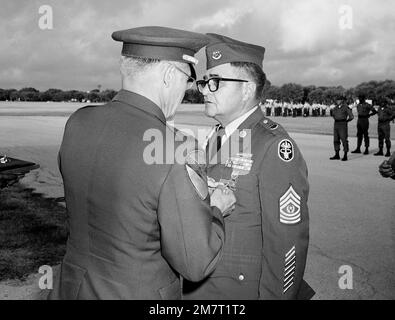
top-left (120, 55), bottom-right (161, 77)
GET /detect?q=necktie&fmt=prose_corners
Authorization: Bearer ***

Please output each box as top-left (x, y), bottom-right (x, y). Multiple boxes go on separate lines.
top-left (207, 124), bottom-right (225, 160)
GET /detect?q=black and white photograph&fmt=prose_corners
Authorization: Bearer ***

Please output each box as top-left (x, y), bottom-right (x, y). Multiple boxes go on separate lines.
top-left (0, 0), bottom-right (394, 305)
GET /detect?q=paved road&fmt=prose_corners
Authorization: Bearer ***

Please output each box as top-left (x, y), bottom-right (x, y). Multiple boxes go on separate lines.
top-left (1, 114), bottom-right (394, 299)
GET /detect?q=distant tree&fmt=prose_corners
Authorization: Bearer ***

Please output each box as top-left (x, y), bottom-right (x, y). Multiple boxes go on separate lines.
top-left (354, 81), bottom-right (379, 101)
top-left (19, 87), bottom-right (39, 93)
top-left (262, 85), bottom-right (281, 101)
top-left (2, 89), bottom-right (17, 100)
top-left (53, 91), bottom-right (66, 102)
top-left (323, 86), bottom-right (346, 104)
top-left (303, 85), bottom-right (316, 104)
top-left (66, 90), bottom-right (85, 102)
top-left (308, 88), bottom-right (325, 104)
top-left (345, 88), bottom-right (355, 104)
top-left (0, 89), bottom-right (5, 101)
top-left (375, 80), bottom-right (395, 101)
top-left (17, 88), bottom-right (40, 101)
top-left (39, 88), bottom-right (61, 101)
top-left (100, 89), bottom-right (117, 102)
top-left (88, 91), bottom-right (100, 102)
top-left (280, 83), bottom-right (304, 103)
top-left (10, 90), bottom-right (19, 101)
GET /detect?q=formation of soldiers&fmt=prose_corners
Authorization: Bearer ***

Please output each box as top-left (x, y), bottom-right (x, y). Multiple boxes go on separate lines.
top-left (263, 101), bottom-right (329, 117)
top-left (262, 97), bottom-right (394, 161)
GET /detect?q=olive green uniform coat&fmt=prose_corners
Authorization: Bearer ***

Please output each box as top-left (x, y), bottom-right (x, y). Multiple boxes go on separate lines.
top-left (183, 108), bottom-right (312, 300)
top-left (48, 90), bottom-right (225, 300)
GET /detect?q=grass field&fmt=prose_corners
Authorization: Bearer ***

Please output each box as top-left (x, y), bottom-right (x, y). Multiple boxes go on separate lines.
top-left (0, 185), bottom-right (67, 281)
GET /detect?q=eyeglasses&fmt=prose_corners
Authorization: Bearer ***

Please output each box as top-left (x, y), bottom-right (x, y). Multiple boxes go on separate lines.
top-left (196, 77), bottom-right (249, 93)
top-left (168, 63), bottom-right (195, 89)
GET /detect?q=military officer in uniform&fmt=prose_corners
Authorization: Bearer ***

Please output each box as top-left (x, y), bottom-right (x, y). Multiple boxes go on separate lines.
top-left (48, 27), bottom-right (236, 300)
top-left (330, 95), bottom-right (354, 161)
top-left (374, 98), bottom-right (393, 157)
top-left (351, 95), bottom-right (377, 155)
top-left (183, 33), bottom-right (313, 300)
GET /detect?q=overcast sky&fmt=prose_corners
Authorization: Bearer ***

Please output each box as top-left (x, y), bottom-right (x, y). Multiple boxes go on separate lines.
top-left (1, 0), bottom-right (394, 91)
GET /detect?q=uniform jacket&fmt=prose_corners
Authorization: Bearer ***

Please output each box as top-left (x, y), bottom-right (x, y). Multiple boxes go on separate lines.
top-left (183, 107), bottom-right (312, 300)
top-left (331, 104), bottom-right (354, 121)
top-left (48, 90), bottom-right (225, 300)
top-left (377, 105), bottom-right (393, 122)
top-left (356, 103), bottom-right (376, 117)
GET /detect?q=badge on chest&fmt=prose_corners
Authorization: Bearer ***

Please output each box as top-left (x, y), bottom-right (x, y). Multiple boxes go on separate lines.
top-left (218, 153), bottom-right (254, 191)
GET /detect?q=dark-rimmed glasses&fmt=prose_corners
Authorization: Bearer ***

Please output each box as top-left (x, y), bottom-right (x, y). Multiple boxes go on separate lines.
top-left (196, 77), bottom-right (249, 93)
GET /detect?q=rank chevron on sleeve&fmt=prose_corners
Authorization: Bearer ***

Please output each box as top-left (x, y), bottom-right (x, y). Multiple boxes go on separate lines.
top-left (279, 185), bottom-right (301, 224)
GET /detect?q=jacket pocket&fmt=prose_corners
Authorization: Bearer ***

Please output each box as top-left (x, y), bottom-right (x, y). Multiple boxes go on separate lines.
top-left (211, 253), bottom-right (262, 281)
top-left (158, 278), bottom-right (181, 300)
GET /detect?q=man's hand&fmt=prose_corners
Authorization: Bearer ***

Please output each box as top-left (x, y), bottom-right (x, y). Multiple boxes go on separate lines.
top-left (378, 152), bottom-right (395, 178)
top-left (207, 177), bottom-right (218, 196)
top-left (210, 185), bottom-right (236, 217)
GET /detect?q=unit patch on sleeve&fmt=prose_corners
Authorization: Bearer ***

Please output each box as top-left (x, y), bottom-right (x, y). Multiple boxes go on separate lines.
top-left (278, 139), bottom-right (294, 162)
top-left (279, 185), bottom-right (301, 224)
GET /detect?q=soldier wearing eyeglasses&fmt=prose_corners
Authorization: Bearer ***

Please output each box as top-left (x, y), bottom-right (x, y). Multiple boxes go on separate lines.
top-left (183, 33), bottom-right (314, 300)
top-left (48, 27), bottom-right (236, 300)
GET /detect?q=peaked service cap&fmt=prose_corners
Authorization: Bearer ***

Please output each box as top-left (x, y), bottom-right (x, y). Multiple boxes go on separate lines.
top-left (112, 26), bottom-right (209, 66)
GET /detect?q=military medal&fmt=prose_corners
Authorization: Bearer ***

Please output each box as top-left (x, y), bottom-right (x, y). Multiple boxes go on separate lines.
top-left (222, 153), bottom-right (254, 190)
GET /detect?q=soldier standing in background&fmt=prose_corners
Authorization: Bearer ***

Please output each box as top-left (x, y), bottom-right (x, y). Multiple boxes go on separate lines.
top-left (351, 95), bottom-right (377, 155)
top-left (374, 97), bottom-right (393, 157)
top-left (330, 95), bottom-right (354, 161)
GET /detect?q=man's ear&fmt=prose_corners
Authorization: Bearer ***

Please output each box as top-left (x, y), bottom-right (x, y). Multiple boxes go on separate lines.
top-left (242, 81), bottom-right (256, 101)
top-left (163, 63), bottom-right (174, 88)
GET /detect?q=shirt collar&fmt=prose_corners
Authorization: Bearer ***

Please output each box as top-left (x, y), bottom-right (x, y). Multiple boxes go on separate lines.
top-left (223, 106), bottom-right (259, 141)
top-left (112, 89), bottom-right (166, 124)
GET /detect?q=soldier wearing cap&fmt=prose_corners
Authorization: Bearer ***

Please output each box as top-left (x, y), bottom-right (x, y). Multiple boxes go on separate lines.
top-left (330, 95), bottom-right (354, 161)
top-left (351, 95), bottom-right (377, 155)
top-left (182, 33), bottom-right (313, 300)
top-left (373, 97), bottom-right (393, 157)
top-left (48, 26), bottom-right (236, 300)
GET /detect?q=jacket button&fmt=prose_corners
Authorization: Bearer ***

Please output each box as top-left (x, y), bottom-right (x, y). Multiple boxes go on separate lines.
top-left (238, 274), bottom-right (245, 281)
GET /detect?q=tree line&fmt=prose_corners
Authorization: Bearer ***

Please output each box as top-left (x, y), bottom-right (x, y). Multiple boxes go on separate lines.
top-left (1, 79), bottom-right (394, 104)
top-left (262, 79), bottom-right (395, 105)
top-left (0, 88), bottom-right (118, 103)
